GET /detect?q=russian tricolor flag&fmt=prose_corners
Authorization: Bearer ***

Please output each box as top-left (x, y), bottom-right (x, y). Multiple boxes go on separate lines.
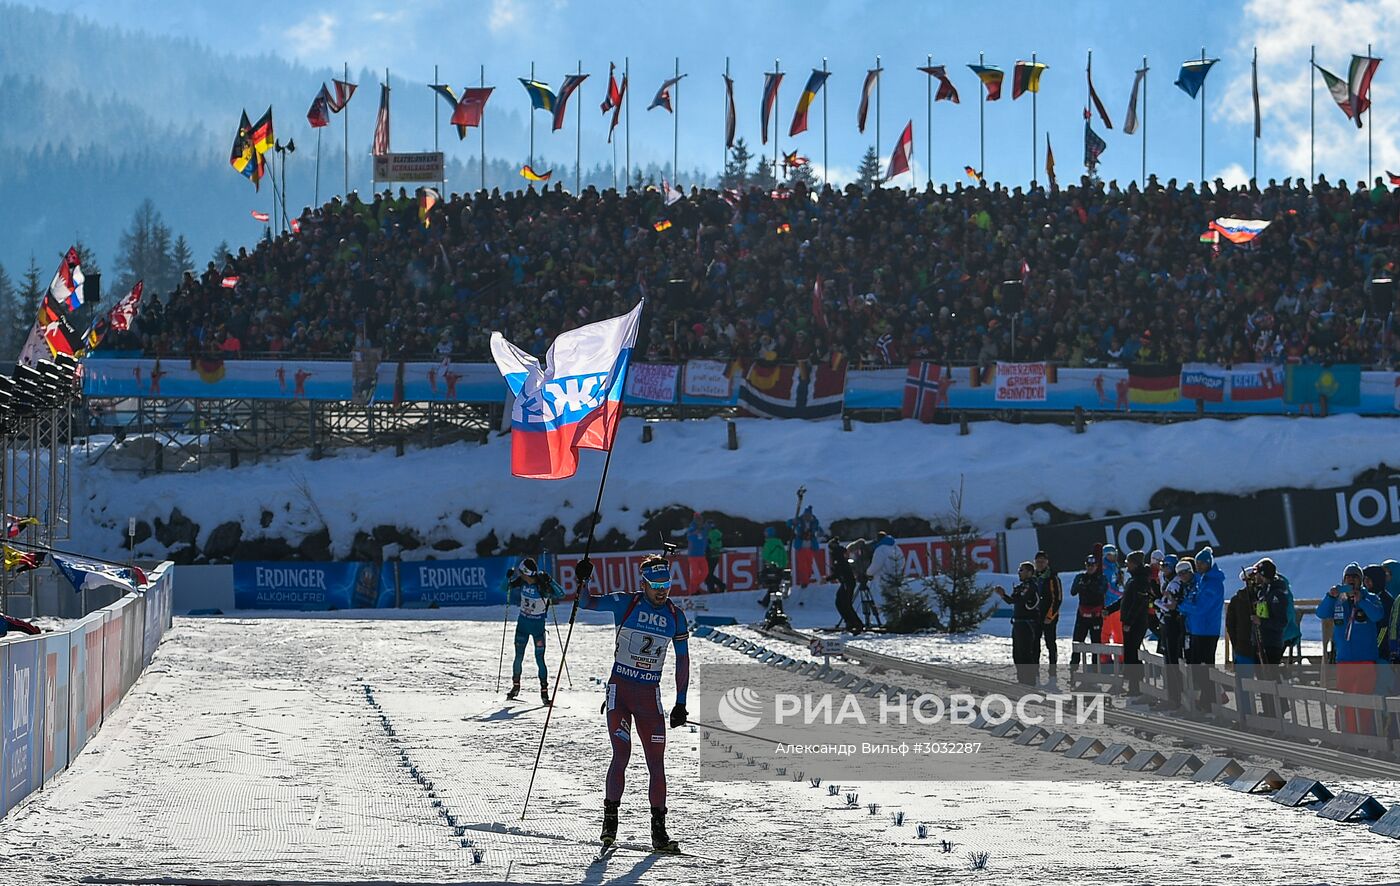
top-left (1208, 217), bottom-right (1270, 245)
top-left (491, 301), bottom-right (642, 480)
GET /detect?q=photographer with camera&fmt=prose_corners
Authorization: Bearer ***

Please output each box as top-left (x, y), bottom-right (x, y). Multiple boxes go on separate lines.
top-left (1069, 552), bottom-right (1107, 676)
top-left (999, 561), bottom-right (1042, 686)
top-left (1105, 550), bottom-right (1153, 700)
top-left (828, 537), bottom-right (865, 634)
top-left (505, 557), bottom-right (566, 704)
top-left (1155, 558), bottom-right (1193, 711)
top-left (1316, 562), bottom-right (1385, 734)
top-left (759, 526), bottom-right (789, 608)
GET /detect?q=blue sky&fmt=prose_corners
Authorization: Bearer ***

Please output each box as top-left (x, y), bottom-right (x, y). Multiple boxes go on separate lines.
top-left (30, 0), bottom-right (1400, 188)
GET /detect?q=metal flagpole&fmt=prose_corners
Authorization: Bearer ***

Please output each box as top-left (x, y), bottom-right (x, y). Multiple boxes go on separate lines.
top-left (1369, 43), bottom-right (1374, 183)
top-left (673, 56), bottom-right (680, 184)
top-left (774, 58), bottom-right (782, 176)
top-left (979, 50), bottom-right (985, 178)
top-left (822, 56), bottom-right (828, 187)
top-left (481, 64), bottom-right (487, 192)
top-left (314, 127), bottom-right (321, 207)
top-left (625, 56), bottom-right (631, 188)
top-left (875, 54), bottom-right (882, 188)
top-left (1031, 50), bottom-right (1038, 186)
top-left (1253, 46), bottom-right (1258, 187)
top-left (434, 63), bottom-right (442, 197)
top-left (344, 61), bottom-right (350, 197)
top-left (925, 53), bottom-right (931, 187)
top-left (575, 59), bottom-right (582, 194)
top-left (1142, 56), bottom-right (1148, 185)
top-left (529, 61), bottom-right (536, 180)
top-left (724, 57), bottom-right (730, 181)
top-left (1086, 49), bottom-right (1092, 180)
top-left (1199, 47), bottom-right (1206, 186)
top-left (1310, 45), bottom-right (1316, 184)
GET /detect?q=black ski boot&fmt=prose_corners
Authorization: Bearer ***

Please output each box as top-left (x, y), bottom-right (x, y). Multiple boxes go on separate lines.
top-left (601, 800), bottom-right (620, 847)
top-left (505, 679), bottom-right (521, 701)
top-left (540, 681), bottom-right (552, 706)
top-left (650, 806), bottom-right (679, 853)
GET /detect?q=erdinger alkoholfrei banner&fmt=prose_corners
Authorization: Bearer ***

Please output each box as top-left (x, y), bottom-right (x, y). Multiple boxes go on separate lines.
top-left (490, 301), bottom-right (642, 479)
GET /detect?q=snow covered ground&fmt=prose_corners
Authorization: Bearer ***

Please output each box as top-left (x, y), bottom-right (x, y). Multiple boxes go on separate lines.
top-left (68, 413), bottom-right (1400, 562)
top-left (2, 609), bottom-right (1397, 885)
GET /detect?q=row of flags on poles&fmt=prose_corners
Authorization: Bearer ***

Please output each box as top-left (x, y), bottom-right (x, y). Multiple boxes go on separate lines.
top-left (229, 49), bottom-right (1385, 192)
top-left (15, 247), bottom-right (145, 369)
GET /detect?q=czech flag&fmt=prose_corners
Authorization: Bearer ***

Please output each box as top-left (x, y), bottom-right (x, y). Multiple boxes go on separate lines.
top-left (490, 301), bottom-right (643, 480)
top-left (789, 69), bottom-right (829, 136)
top-left (967, 64), bottom-right (1004, 100)
top-left (1208, 217), bottom-right (1270, 245)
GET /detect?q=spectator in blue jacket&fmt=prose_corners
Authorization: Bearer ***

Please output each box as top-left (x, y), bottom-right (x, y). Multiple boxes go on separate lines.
top-left (1182, 546), bottom-right (1226, 712)
top-left (1316, 562), bottom-right (1385, 734)
top-left (684, 513), bottom-right (709, 593)
top-left (788, 505), bottom-right (824, 588)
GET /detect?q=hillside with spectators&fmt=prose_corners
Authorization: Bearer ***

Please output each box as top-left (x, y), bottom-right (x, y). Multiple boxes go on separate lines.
top-left (108, 175), bottom-right (1400, 370)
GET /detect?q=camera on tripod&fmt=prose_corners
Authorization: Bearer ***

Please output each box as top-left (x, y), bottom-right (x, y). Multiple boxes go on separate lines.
top-left (760, 563), bottom-right (793, 629)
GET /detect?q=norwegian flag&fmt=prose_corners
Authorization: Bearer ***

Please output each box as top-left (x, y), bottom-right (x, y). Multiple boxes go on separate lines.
top-left (221, 276), bottom-right (240, 289)
top-left (902, 361), bottom-right (944, 423)
top-left (874, 332), bottom-right (894, 365)
top-left (290, 218), bottom-right (302, 233)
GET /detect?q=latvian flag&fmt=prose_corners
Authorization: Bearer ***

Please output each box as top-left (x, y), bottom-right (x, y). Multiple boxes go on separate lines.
top-left (902, 361), bottom-right (945, 423)
top-left (1127, 362), bottom-right (1181, 404)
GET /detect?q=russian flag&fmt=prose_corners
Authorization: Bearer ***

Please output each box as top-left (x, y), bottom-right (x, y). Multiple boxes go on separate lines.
top-left (1208, 217), bottom-right (1270, 245)
top-left (491, 301), bottom-right (642, 479)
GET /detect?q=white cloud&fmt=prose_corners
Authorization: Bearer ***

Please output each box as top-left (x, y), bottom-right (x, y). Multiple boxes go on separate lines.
top-left (1214, 162), bottom-right (1250, 188)
top-left (489, 0), bottom-right (521, 32)
top-left (283, 12), bottom-right (337, 63)
top-left (1224, 0), bottom-right (1400, 182)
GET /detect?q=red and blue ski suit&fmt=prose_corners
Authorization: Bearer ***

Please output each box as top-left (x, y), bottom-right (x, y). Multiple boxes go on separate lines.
top-left (579, 591), bottom-right (690, 806)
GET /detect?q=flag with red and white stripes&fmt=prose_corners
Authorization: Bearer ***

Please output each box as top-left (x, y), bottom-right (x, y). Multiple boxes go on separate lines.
top-left (372, 83), bottom-right (391, 156)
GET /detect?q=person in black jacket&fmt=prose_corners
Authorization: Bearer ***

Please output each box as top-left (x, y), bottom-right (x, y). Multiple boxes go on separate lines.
top-left (1107, 550), bottom-right (1153, 699)
top-left (1226, 569), bottom-right (1261, 719)
top-left (998, 561), bottom-right (1042, 685)
top-left (1069, 552), bottom-right (1107, 676)
top-left (828, 538), bottom-right (864, 634)
top-left (1250, 557), bottom-right (1290, 719)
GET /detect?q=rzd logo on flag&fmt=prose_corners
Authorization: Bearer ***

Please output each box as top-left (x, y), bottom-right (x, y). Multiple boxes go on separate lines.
top-left (491, 302), bottom-right (643, 479)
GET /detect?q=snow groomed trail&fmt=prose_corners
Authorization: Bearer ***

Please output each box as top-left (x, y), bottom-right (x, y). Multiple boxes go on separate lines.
top-left (1, 613), bottom-right (1397, 886)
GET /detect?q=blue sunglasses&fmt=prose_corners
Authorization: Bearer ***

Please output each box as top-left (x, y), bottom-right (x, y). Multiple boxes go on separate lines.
top-left (641, 564), bottom-right (671, 588)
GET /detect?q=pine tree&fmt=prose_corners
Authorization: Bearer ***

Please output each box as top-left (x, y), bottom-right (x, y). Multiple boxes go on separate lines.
top-left (753, 156), bottom-right (777, 190)
top-left (880, 573), bottom-right (942, 633)
top-left (787, 160), bottom-right (818, 188)
top-left (172, 234), bottom-right (194, 276)
top-left (921, 477), bottom-right (996, 633)
top-left (73, 239), bottom-right (101, 274)
top-left (115, 198), bottom-right (178, 296)
top-left (210, 240), bottom-right (233, 269)
top-left (721, 138), bottom-right (752, 189)
top-left (856, 146), bottom-right (883, 191)
top-left (0, 261), bottom-right (22, 360)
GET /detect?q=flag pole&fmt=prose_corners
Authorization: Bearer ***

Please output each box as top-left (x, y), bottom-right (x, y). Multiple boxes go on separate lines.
top-left (433, 63), bottom-right (442, 198)
top-left (1199, 47), bottom-right (1206, 187)
top-left (724, 56), bottom-right (730, 182)
top-left (314, 127), bottom-right (321, 208)
top-left (481, 64), bottom-right (487, 192)
top-left (529, 61), bottom-right (535, 183)
top-left (875, 53), bottom-right (882, 188)
top-left (625, 56), bottom-right (631, 188)
top-left (1031, 50), bottom-right (1038, 187)
top-left (978, 50), bottom-right (985, 179)
top-left (1142, 55), bottom-right (1148, 185)
top-left (1252, 46), bottom-right (1258, 187)
top-left (774, 58), bottom-right (782, 176)
top-left (520, 358), bottom-right (635, 821)
top-left (925, 53), bottom-right (931, 188)
top-left (821, 56), bottom-right (828, 188)
top-left (575, 58), bottom-right (583, 194)
top-left (673, 56), bottom-right (680, 185)
top-left (344, 61), bottom-right (350, 197)
top-left (1086, 49), bottom-right (1092, 180)
top-left (1368, 42), bottom-right (1374, 183)
top-left (1310, 45), bottom-right (1316, 185)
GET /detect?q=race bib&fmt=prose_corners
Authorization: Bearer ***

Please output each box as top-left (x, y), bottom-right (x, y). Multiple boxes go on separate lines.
top-left (520, 594), bottom-right (548, 617)
top-left (616, 626), bottom-right (669, 674)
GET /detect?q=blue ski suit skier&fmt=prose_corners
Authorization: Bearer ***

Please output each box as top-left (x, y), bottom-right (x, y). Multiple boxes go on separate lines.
top-left (506, 558), bottom-right (565, 705)
top-left (576, 553), bottom-right (690, 853)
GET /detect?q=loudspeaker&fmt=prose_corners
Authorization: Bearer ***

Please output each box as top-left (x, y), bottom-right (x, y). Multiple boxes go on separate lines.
top-left (83, 273), bottom-right (102, 304)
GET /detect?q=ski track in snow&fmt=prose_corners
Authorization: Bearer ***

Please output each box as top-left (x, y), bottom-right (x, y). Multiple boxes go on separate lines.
top-left (2, 615), bottom-right (1398, 885)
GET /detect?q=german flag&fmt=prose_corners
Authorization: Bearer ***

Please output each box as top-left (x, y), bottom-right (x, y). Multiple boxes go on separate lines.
top-left (520, 165), bottom-right (552, 182)
top-left (1127, 362), bottom-right (1181, 404)
top-left (248, 107), bottom-right (274, 155)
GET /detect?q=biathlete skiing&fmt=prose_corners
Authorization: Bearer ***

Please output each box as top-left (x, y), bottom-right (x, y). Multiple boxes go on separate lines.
top-left (575, 551), bottom-right (690, 854)
top-left (505, 557), bottom-right (565, 705)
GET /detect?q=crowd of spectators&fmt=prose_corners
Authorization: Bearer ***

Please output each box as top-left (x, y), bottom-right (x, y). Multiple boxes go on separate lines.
top-left (108, 172), bottom-right (1400, 369)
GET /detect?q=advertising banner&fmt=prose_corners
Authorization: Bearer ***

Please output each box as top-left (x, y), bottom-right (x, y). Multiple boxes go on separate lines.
top-left (232, 562), bottom-right (379, 610)
top-left (72, 614), bottom-right (104, 754)
top-left (624, 363), bottom-right (680, 405)
top-left (1179, 363), bottom-right (1227, 403)
top-left (388, 558), bottom-right (514, 607)
top-left (994, 362), bottom-right (1047, 402)
top-left (41, 634), bottom-right (70, 784)
top-left (1034, 496), bottom-right (1289, 566)
top-left (682, 360), bottom-right (735, 399)
top-left (1227, 363), bottom-right (1284, 402)
top-left (101, 612), bottom-right (121, 719)
top-left (1290, 479), bottom-right (1400, 545)
top-left (2, 638), bottom-right (40, 817)
top-left (372, 151), bottom-right (445, 182)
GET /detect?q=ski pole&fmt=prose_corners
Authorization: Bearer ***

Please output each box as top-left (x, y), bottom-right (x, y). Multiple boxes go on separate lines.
top-left (551, 603), bottom-right (573, 689)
